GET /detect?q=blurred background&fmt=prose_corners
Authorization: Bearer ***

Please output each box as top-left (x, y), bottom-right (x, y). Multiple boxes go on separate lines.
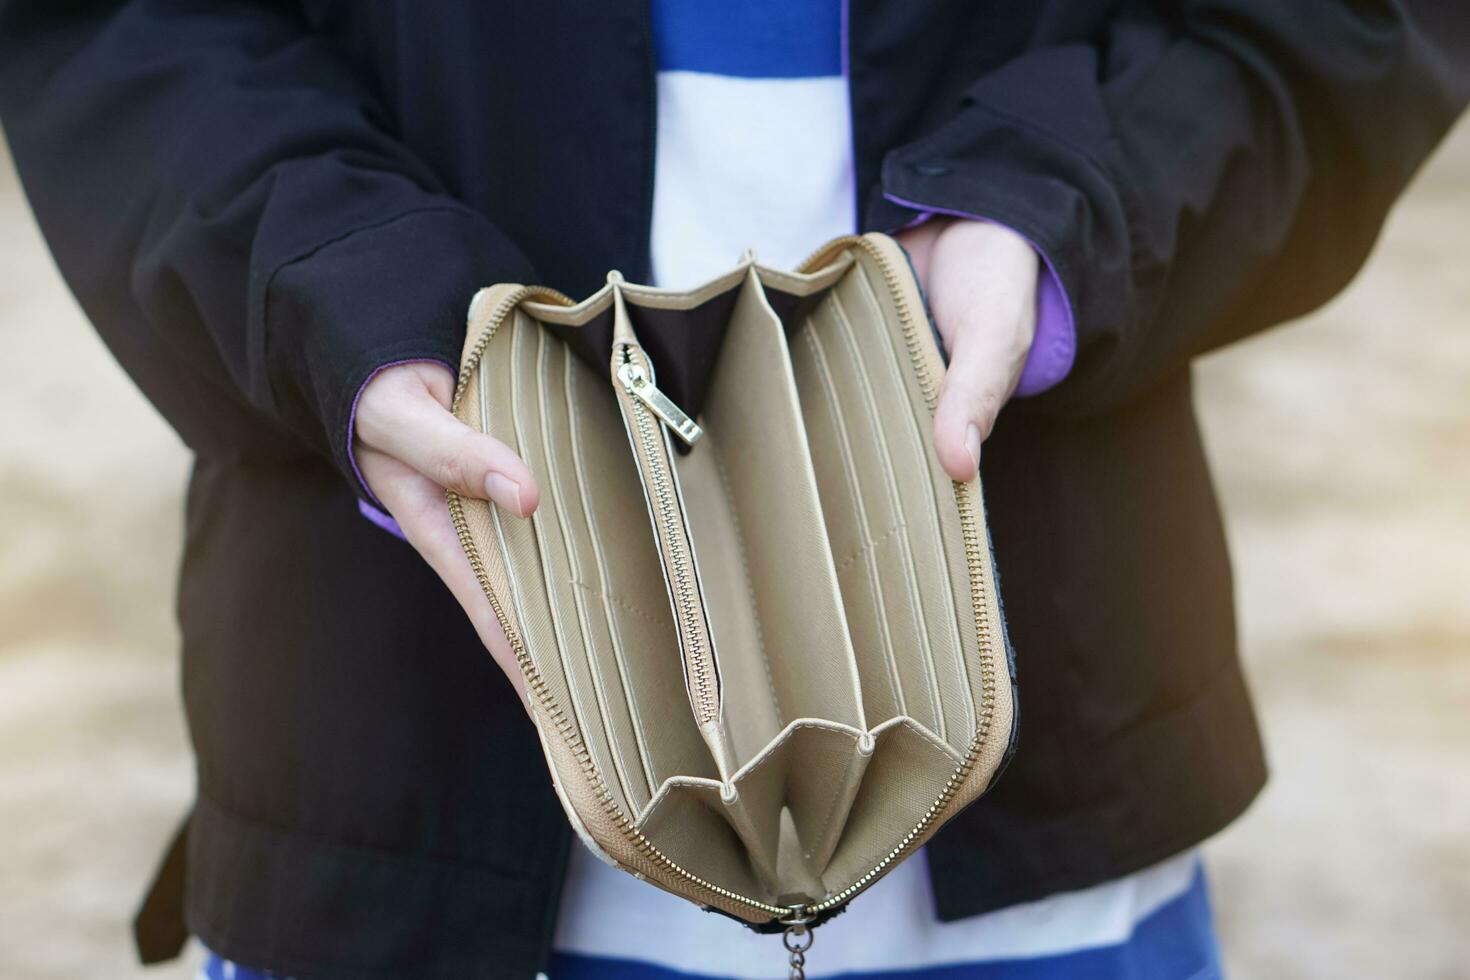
top-left (1, 117), bottom-right (1467, 979)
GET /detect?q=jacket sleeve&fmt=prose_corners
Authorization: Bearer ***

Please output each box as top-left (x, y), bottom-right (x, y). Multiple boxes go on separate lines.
top-left (0, 1), bottom-right (536, 495)
top-left (867, 0), bottom-right (1470, 414)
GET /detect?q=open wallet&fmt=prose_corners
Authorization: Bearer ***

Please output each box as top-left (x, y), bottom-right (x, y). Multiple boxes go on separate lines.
top-left (447, 233), bottom-right (1017, 961)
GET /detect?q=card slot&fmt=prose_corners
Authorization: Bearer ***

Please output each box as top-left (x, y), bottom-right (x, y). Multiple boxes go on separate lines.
top-left (789, 322), bottom-right (909, 727)
top-left (723, 720), bottom-right (869, 895)
top-left (635, 776), bottom-right (788, 903)
top-left (791, 293), bottom-right (948, 739)
top-left (759, 723), bottom-right (873, 882)
top-left (633, 777), bottom-right (769, 904)
top-left (479, 318), bottom-right (581, 736)
top-left (822, 282), bottom-right (948, 741)
top-left (679, 270), bottom-right (866, 772)
top-left (483, 314), bottom-right (719, 819)
top-left (550, 343), bottom-right (664, 810)
top-left (636, 720), bottom-right (872, 905)
top-left (788, 261), bottom-right (981, 754)
top-left (506, 322), bottom-right (643, 818)
top-left (818, 717), bottom-right (963, 895)
top-left (838, 264), bottom-right (982, 746)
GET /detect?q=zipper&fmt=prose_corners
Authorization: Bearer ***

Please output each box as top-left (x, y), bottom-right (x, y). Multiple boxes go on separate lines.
top-left (788, 234), bottom-right (999, 919)
top-left (614, 342), bottom-right (718, 726)
top-left (450, 284), bottom-right (575, 407)
top-left (616, 357), bottom-right (703, 446)
top-left (445, 235), bottom-right (1002, 928)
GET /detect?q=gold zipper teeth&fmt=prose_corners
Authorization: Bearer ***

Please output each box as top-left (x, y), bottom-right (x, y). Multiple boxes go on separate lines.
top-left (795, 235), bottom-right (997, 916)
top-left (448, 490), bottom-right (787, 919)
top-left (451, 298), bottom-right (781, 918)
top-left (806, 482), bottom-right (997, 915)
top-left (448, 235), bottom-right (1001, 924)
top-left (455, 285), bottom-right (575, 406)
top-left (621, 365), bottom-right (718, 726)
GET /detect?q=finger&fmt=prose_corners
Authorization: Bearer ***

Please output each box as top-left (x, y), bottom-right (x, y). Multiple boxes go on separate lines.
top-left (358, 380), bottom-right (539, 517)
top-left (359, 446), bottom-right (530, 708)
top-left (932, 325), bottom-right (1030, 482)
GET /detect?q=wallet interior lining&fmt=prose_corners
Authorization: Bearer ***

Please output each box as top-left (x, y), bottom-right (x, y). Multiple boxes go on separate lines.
top-left (620, 256), bottom-right (981, 898)
top-left (475, 245), bottom-right (990, 906)
top-left (480, 310), bottom-right (720, 820)
top-left (789, 273), bottom-right (979, 749)
top-left (510, 323), bottom-right (651, 817)
top-left (676, 269), bottom-right (868, 768)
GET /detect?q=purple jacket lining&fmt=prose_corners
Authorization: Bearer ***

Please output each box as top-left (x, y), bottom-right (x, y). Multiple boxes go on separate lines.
top-left (358, 498), bottom-right (408, 541)
top-left (885, 198), bottom-right (1077, 398)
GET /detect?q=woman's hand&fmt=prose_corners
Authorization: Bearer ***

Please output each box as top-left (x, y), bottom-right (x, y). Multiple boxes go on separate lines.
top-left (352, 360), bottom-right (540, 701)
top-left (895, 218), bottom-right (1039, 481)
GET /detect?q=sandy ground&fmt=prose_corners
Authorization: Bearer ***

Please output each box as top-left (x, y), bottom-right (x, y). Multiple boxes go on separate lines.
top-left (1, 118), bottom-right (1468, 978)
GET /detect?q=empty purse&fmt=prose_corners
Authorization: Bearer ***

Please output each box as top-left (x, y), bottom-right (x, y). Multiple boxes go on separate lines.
top-left (446, 232), bottom-right (1016, 953)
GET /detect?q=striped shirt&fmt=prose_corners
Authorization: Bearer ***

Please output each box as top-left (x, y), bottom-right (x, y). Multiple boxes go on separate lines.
top-left (199, 851), bottom-right (1219, 979)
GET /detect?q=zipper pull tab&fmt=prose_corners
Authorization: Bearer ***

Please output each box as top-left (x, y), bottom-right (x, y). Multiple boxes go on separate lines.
top-left (781, 915), bottom-right (814, 980)
top-left (617, 358), bottom-right (703, 447)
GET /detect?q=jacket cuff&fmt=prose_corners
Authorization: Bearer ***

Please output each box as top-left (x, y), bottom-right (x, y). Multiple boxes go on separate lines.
top-left (883, 206), bottom-right (1077, 396)
top-left (863, 95), bottom-right (1132, 411)
top-left (255, 205), bottom-right (537, 500)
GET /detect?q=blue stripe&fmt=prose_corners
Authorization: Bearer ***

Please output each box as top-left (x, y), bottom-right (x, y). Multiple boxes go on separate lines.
top-left (651, 0), bottom-right (841, 78)
top-left (200, 954), bottom-right (292, 980)
top-left (548, 867), bottom-right (1221, 980)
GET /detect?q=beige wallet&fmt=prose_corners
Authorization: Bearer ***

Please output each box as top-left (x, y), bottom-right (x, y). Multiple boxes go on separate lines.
top-left (447, 232), bottom-right (1016, 946)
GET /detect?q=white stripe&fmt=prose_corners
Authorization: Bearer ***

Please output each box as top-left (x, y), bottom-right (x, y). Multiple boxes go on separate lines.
top-left (572, 60), bottom-right (1201, 979)
top-left (553, 844), bottom-right (1200, 977)
top-left (650, 71), bottom-right (854, 289)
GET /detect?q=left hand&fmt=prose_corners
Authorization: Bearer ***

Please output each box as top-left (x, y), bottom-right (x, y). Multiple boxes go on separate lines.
top-left (353, 360), bottom-right (540, 706)
top-left (895, 218), bottom-right (1039, 481)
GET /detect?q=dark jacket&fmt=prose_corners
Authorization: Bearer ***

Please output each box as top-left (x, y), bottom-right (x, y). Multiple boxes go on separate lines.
top-left (2, 2), bottom-right (1465, 978)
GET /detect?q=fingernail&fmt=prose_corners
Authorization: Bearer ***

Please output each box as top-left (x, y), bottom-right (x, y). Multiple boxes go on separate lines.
top-left (485, 472), bottom-right (524, 516)
top-left (965, 424), bottom-right (982, 477)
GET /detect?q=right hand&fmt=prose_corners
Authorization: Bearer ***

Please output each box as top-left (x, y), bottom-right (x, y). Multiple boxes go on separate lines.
top-left (352, 360), bottom-right (540, 704)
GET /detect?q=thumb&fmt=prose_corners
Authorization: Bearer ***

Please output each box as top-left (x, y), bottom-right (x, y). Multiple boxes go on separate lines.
top-left (931, 333), bottom-right (1018, 482)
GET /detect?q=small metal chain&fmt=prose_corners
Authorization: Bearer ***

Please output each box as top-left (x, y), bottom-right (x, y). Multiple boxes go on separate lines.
top-left (783, 921), bottom-right (814, 980)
